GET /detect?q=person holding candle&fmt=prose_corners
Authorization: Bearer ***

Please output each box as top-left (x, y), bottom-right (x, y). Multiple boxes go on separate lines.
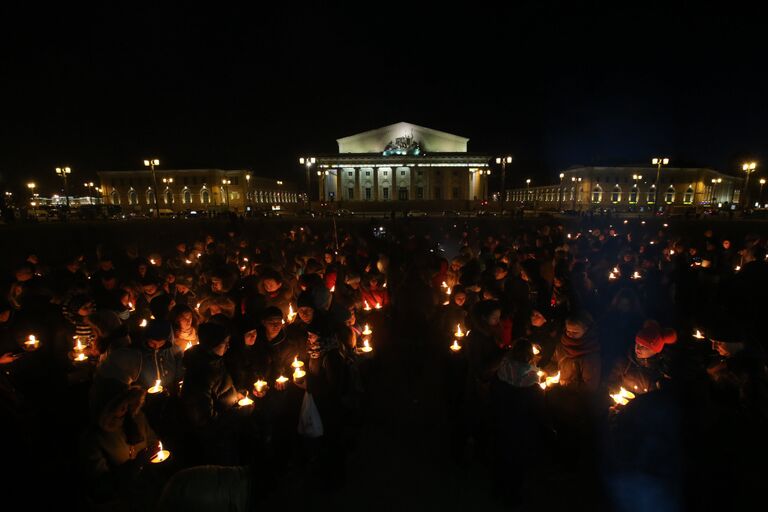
top-left (181, 322), bottom-right (240, 464)
top-left (80, 380), bottom-right (159, 507)
top-left (552, 311), bottom-right (601, 392)
top-left (606, 320), bottom-right (676, 396)
top-left (170, 304), bottom-right (199, 352)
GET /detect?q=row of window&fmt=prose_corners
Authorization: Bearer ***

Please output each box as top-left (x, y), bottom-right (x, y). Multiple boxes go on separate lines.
top-left (109, 176), bottom-right (241, 188)
top-left (337, 186), bottom-right (462, 200)
top-left (510, 185), bottom-right (696, 204)
top-left (111, 188), bottom-right (297, 206)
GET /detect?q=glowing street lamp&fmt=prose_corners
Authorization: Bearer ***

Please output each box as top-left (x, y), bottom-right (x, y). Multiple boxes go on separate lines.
top-left (742, 162), bottom-right (757, 208)
top-left (143, 159), bottom-right (161, 217)
top-left (55, 166), bottom-right (72, 209)
top-left (299, 157), bottom-right (316, 203)
top-left (221, 179), bottom-right (231, 209)
top-left (760, 178), bottom-right (766, 206)
top-left (495, 155), bottom-right (512, 214)
top-left (711, 178), bottom-right (722, 204)
top-left (558, 172), bottom-right (565, 211)
top-left (651, 158), bottom-right (669, 209)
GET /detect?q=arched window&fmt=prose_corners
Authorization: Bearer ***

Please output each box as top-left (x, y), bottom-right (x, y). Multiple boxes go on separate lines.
top-left (665, 186), bottom-right (675, 204)
top-left (146, 189), bottom-right (155, 205)
top-left (111, 190), bottom-right (120, 205)
top-left (592, 184), bottom-right (603, 203)
top-left (629, 186), bottom-right (638, 203)
top-left (611, 185), bottom-right (621, 203)
top-left (129, 190), bottom-right (138, 206)
top-left (569, 187), bottom-right (575, 201)
top-left (201, 188), bottom-right (210, 204)
top-left (164, 189), bottom-right (173, 205)
top-left (647, 188), bottom-right (656, 204)
top-left (183, 189), bottom-right (192, 204)
top-left (683, 186), bottom-right (694, 204)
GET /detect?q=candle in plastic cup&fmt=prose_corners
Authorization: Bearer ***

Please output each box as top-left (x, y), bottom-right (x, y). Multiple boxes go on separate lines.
top-left (148, 379), bottom-right (164, 394)
top-left (450, 339), bottom-right (462, 352)
top-left (150, 441), bottom-right (170, 463)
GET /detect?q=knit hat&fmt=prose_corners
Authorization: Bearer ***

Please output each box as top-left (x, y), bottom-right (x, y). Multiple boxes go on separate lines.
top-left (307, 314), bottom-right (334, 338)
top-left (635, 320), bottom-right (677, 354)
top-left (261, 306), bottom-right (283, 321)
top-left (145, 319), bottom-right (173, 342)
top-left (198, 322), bottom-right (230, 348)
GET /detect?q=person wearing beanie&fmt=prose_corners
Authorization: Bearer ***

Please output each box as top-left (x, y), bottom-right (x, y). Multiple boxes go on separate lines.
top-left (606, 320), bottom-right (676, 395)
top-left (136, 319), bottom-right (183, 392)
top-left (181, 322), bottom-right (238, 432)
top-left (285, 291), bottom-right (315, 355)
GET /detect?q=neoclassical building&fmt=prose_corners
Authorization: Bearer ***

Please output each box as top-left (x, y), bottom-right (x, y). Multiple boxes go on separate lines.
top-left (313, 122), bottom-right (492, 203)
top-left (97, 169), bottom-right (298, 213)
top-left (507, 166), bottom-right (743, 211)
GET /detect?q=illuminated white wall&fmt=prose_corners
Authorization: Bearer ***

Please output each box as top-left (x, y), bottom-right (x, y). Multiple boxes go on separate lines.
top-left (337, 122), bottom-right (469, 153)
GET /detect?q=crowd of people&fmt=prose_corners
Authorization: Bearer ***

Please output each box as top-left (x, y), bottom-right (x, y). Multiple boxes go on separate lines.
top-left (1, 217), bottom-right (767, 510)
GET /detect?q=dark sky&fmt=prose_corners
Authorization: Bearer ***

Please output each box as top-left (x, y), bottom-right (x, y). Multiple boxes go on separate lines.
top-left (1, 5), bottom-right (766, 195)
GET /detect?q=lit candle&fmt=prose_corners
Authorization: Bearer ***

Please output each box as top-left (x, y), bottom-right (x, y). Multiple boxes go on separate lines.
top-left (692, 329), bottom-right (705, 340)
top-left (663, 223), bottom-right (669, 228)
top-left (287, 304), bottom-right (297, 323)
top-left (623, 220), bottom-right (628, 224)
top-left (73, 352), bottom-right (88, 362)
top-left (532, 344), bottom-right (541, 356)
top-left (254, 379), bottom-right (268, 397)
top-left (23, 334), bottom-right (40, 351)
top-left (362, 324), bottom-right (373, 336)
top-left (291, 356), bottom-right (304, 369)
top-left (74, 337), bottom-right (85, 352)
top-left (641, 221), bottom-right (646, 225)
top-left (363, 300), bottom-right (372, 311)
top-left (293, 367), bottom-right (307, 384)
top-left (185, 259), bottom-right (192, 264)
top-left (567, 233), bottom-right (571, 239)
top-left (150, 259), bottom-right (157, 265)
top-left (610, 387), bottom-right (636, 406)
top-left (127, 301), bottom-right (135, 312)
top-left (374, 302), bottom-right (382, 310)
top-left (330, 285), bottom-right (335, 293)
top-left (450, 339), bottom-right (462, 352)
top-left (148, 379), bottom-right (164, 394)
top-left (184, 341), bottom-right (193, 351)
top-left (670, 250), bottom-right (675, 255)
top-left (441, 281), bottom-right (448, 289)
top-left (454, 324), bottom-right (465, 338)
top-left (734, 265), bottom-right (741, 272)
top-left (538, 371), bottom-right (561, 390)
top-left (139, 318), bottom-right (148, 328)
top-left (359, 338), bottom-right (373, 353)
top-left (150, 441), bottom-right (170, 463)
top-left (238, 392), bottom-right (254, 407)
top-left (197, 252), bottom-right (202, 258)
top-left (631, 271), bottom-right (641, 280)
top-left (383, 282), bottom-right (387, 288)
top-left (275, 375), bottom-right (289, 391)
top-left (195, 302), bottom-right (201, 311)
top-left (608, 272), bottom-right (617, 280)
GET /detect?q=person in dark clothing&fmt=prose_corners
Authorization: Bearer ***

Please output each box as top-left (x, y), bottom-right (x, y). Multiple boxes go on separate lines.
top-left (553, 312), bottom-right (601, 391)
top-left (607, 320), bottom-right (676, 395)
top-left (526, 309), bottom-right (562, 369)
top-left (491, 338), bottom-right (549, 504)
top-left (180, 322), bottom-right (239, 464)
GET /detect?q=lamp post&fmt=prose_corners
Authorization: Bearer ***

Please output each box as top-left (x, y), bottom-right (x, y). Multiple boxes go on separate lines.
top-left (245, 174), bottom-right (251, 207)
top-left (55, 166), bottom-right (72, 209)
top-left (570, 177), bottom-right (581, 210)
top-left (558, 172), bottom-right (565, 211)
top-left (143, 159), bottom-right (161, 218)
top-left (632, 174), bottom-right (643, 204)
top-left (222, 179), bottom-right (231, 209)
top-left (299, 157), bottom-right (316, 204)
top-left (651, 158), bottom-right (669, 211)
top-left (759, 178), bottom-right (766, 207)
top-left (27, 182), bottom-right (36, 206)
top-left (525, 179), bottom-right (531, 204)
top-left (742, 162), bottom-right (757, 208)
top-left (495, 156), bottom-right (512, 214)
top-left (162, 177), bottom-right (174, 208)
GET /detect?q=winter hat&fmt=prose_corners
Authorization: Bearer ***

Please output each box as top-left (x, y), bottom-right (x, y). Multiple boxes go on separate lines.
top-left (145, 319), bottom-right (173, 342)
top-left (88, 309), bottom-right (123, 338)
top-left (149, 294), bottom-right (172, 320)
top-left (261, 306), bottom-right (284, 321)
top-left (635, 320), bottom-right (677, 354)
top-left (307, 313), bottom-right (334, 338)
top-left (297, 290), bottom-right (314, 309)
top-left (198, 322), bottom-right (230, 348)
top-left (176, 275), bottom-right (195, 288)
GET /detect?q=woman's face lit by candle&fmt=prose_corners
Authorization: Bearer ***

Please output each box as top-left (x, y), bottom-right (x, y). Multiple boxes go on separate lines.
top-left (244, 329), bottom-right (258, 346)
top-left (298, 306), bottom-right (314, 324)
top-left (453, 292), bottom-right (467, 307)
top-left (179, 312), bottom-right (193, 331)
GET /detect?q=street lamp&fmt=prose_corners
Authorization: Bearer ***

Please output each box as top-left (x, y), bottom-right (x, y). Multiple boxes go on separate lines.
top-left (245, 174), bottom-right (251, 206)
top-left (558, 172), bottom-right (565, 211)
top-left (525, 179), bottom-right (531, 205)
top-left (162, 177), bottom-right (174, 207)
top-left (742, 161), bottom-right (757, 208)
top-left (55, 166), bottom-right (72, 209)
top-left (632, 174), bottom-right (643, 204)
top-left (651, 158), bottom-right (669, 209)
top-left (222, 179), bottom-right (231, 209)
top-left (143, 159), bottom-right (161, 217)
top-left (495, 156), bottom-right (512, 214)
top-left (27, 182), bottom-right (36, 206)
top-left (299, 157), bottom-right (316, 203)
top-left (760, 178), bottom-right (766, 206)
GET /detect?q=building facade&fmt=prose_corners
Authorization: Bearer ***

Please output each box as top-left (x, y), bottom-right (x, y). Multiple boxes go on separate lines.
top-left (97, 169), bottom-right (298, 213)
top-left (507, 166), bottom-right (743, 211)
top-left (312, 122), bottom-right (492, 206)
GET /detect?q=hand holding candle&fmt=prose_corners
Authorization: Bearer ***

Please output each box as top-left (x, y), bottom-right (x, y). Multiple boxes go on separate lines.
top-left (275, 375), bottom-right (289, 391)
top-left (150, 441), bottom-right (170, 463)
top-left (23, 334), bottom-right (40, 351)
top-left (253, 379), bottom-right (268, 397)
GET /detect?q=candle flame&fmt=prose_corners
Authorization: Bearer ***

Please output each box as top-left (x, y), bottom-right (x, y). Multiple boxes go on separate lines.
top-left (184, 341), bottom-right (193, 351)
top-left (139, 318), bottom-right (148, 327)
top-left (532, 344), bottom-right (541, 356)
top-left (450, 339), bottom-right (462, 352)
top-left (148, 379), bottom-right (163, 394)
top-left (610, 387), bottom-right (636, 406)
top-left (238, 392), bottom-right (254, 406)
top-left (364, 300), bottom-right (371, 311)
top-left (287, 304), bottom-right (296, 322)
top-left (276, 375), bottom-right (289, 384)
top-left (292, 356), bottom-right (304, 368)
top-left (362, 324), bottom-right (372, 336)
top-left (455, 324), bottom-right (465, 337)
top-left (185, 259), bottom-right (192, 264)
top-left (375, 302), bottom-right (382, 309)
top-left (441, 281), bottom-right (448, 288)
top-left (330, 285), bottom-right (335, 293)
top-left (608, 272), bottom-right (617, 280)
top-left (254, 380), bottom-right (267, 394)
top-left (693, 329), bottom-right (705, 339)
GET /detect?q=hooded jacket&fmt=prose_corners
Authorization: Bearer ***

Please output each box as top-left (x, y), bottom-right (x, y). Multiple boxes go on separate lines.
top-left (181, 345), bottom-right (238, 428)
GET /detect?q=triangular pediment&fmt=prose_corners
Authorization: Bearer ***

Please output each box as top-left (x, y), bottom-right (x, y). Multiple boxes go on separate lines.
top-left (337, 122), bottom-right (469, 154)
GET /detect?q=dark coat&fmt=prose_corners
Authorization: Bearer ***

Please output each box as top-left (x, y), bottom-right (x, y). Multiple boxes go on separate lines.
top-left (181, 345), bottom-right (238, 428)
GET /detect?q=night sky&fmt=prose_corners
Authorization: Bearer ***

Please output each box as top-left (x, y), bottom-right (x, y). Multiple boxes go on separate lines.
top-left (1, 5), bottom-right (765, 195)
